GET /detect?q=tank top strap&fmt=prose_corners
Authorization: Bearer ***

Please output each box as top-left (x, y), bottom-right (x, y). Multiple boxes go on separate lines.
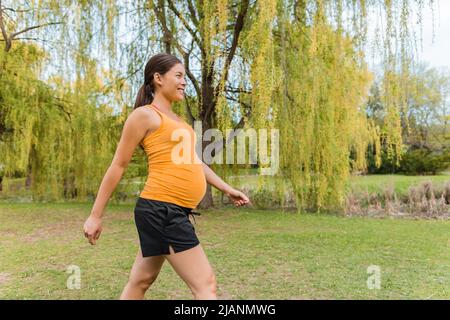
top-left (145, 104), bottom-right (189, 126)
top-left (144, 104), bottom-right (165, 117)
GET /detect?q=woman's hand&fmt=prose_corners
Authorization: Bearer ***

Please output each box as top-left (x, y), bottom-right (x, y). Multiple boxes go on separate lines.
top-left (83, 215), bottom-right (103, 245)
top-left (226, 188), bottom-right (251, 207)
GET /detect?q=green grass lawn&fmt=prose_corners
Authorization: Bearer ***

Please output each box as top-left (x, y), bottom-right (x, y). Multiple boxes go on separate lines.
top-left (214, 174), bottom-right (450, 206)
top-left (221, 173), bottom-right (450, 194)
top-left (0, 202), bottom-right (449, 299)
top-left (345, 174), bottom-right (450, 194)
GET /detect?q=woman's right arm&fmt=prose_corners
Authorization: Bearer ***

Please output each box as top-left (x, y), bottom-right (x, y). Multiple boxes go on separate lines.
top-left (83, 107), bottom-right (157, 245)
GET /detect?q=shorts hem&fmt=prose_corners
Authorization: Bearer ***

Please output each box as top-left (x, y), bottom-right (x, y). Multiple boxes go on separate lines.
top-left (141, 241), bottom-right (200, 257)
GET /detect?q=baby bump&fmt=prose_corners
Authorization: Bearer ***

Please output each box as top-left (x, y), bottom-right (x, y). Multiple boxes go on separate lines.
top-left (141, 163), bottom-right (207, 208)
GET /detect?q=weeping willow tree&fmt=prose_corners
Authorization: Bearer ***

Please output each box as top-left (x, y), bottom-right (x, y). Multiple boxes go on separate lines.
top-left (0, 0), bottom-right (438, 212)
top-left (144, 0), bottom-right (437, 211)
top-left (144, 0), bottom-right (280, 208)
top-left (270, 0), bottom-right (438, 212)
top-left (0, 1), bottom-right (122, 201)
top-left (0, 41), bottom-right (119, 201)
top-left (273, 1), bottom-right (374, 212)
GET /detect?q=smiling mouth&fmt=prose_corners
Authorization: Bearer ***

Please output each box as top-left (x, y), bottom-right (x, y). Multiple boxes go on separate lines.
top-left (178, 89), bottom-right (185, 94)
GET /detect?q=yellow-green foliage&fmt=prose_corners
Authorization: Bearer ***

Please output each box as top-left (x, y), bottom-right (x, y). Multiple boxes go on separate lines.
top-left (0, 41), bottom-right (118, 201)
top-left (272, 1), bottom-right (373, 212)
top-left (0, 0), bottom-right (437, 211)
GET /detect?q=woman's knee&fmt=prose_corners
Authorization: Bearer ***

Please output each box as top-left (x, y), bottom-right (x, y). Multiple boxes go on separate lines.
top-left (206, 272), bottom-right (217, 290)
top-left (192, 272), bottom-right (217, 296)
top-left (129, 272), bottom-right (159, 290)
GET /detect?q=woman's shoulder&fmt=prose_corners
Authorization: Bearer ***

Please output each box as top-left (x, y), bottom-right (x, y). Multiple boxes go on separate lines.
top-left (128, 105), bottom-right (162, 137)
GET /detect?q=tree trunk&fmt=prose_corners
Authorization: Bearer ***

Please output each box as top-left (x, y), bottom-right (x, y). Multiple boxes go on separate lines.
top-left (198, 183), bottom-right (214, 209)
top-left (197, 116), bottom-right (215, 209)
top-left (197, 58), bottom-right (216, 209)
top-left (25, 174), bottom-right (32, 188)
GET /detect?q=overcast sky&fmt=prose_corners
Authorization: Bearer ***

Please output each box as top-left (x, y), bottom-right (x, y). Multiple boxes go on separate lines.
top-left (415, 0), bottom-right (450, 70)
top-left (359, 0), bottom-right (450, 76)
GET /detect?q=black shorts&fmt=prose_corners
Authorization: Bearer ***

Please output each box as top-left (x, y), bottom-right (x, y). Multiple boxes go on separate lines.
top-left (134, 197), bottom-right (201, 257)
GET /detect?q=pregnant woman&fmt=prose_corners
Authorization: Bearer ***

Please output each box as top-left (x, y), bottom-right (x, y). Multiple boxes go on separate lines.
top-left (83, 53), bottom-right (250, 300)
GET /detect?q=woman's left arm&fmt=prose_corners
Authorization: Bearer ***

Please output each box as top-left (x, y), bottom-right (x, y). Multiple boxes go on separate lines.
top-left (202, 162), bottom-right (250, 207)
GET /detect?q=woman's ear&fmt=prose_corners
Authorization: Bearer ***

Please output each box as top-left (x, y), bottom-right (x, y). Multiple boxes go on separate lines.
top-left (153, 72), bottom-right (162, 86)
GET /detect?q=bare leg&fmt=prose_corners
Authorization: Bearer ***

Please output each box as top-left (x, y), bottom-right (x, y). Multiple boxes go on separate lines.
top-left (164, 244), bottom-right (217, 300)
top-left (119, 248), bottom-right (165, 300)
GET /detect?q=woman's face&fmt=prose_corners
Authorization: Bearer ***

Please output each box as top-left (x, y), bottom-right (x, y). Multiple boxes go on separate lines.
top-left (154, 63), bottom-right (187, 102)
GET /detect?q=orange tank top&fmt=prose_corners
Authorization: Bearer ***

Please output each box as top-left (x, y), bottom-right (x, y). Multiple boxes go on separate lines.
top-left (139, 104), bottom-right (207, 209)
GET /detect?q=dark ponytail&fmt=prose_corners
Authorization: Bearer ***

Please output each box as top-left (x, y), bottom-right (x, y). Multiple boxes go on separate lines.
top-left (134, 53), bottom-right (182, 109)
top-left (134, 84), bottom-right (153, 109)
